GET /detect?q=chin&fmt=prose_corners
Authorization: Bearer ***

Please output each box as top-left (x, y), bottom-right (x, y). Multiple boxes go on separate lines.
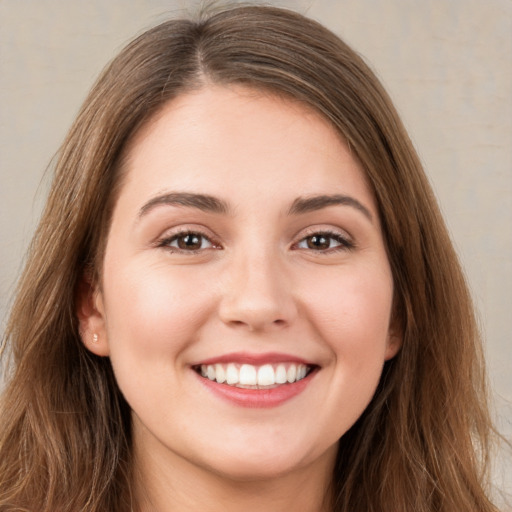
top-left (209, 457), bottom-right (305, 482)
top-left (201, 441), bottom-right (337, 483)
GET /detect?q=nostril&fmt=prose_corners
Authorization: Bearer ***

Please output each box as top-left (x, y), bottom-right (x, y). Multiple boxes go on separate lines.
top-left (225, 317), bottom-right (288, 331)
top-left (218, 289), bottom-right (297, 330)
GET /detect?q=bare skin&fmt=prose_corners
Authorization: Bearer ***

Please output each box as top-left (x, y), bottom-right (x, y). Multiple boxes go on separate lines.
top-left (134, 427), bottom-right (335, 512)
top-left (79, 85), bottom-right (400, 511)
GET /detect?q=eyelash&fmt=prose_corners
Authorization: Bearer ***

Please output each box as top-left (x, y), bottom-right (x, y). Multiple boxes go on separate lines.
top-left (157, 229), bottom-right (219, 254)
top-left (293, 230), bottom-right (355, 253)
top-left (157, 229), bottom-right (354, 254)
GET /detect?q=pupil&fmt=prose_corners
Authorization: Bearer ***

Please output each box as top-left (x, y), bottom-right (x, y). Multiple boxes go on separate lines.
top-left (178, 234), bottom-right (201, 250)
top-left (308, 235), bottom-right (329, 250)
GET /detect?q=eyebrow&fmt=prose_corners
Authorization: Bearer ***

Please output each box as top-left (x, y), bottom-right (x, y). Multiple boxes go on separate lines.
top-left (138, 192), bottom-right (230, 218)
top-left (138, 191), bottom-right (372, 222)
top-left (288, 194), bottom-right (373, 221)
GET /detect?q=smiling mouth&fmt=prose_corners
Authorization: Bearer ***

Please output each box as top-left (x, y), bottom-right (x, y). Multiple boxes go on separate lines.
top-left (192, 362), bottom-right (316, 389)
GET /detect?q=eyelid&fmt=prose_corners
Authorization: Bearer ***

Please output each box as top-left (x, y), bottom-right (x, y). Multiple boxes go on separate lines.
top-left (155, 225), bottom-right (223, 252)
top-left (153, 224), bottom-right (354, 254)
top-left (291, 226), bottom-right (355, 252)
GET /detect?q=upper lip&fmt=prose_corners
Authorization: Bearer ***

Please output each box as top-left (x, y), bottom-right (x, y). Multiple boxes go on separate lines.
top-left (190, 351), bottom-right (317, 367)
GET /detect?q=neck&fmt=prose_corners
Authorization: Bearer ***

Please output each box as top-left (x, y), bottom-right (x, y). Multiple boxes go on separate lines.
top-left (132, 433), bottom-right (336, 512)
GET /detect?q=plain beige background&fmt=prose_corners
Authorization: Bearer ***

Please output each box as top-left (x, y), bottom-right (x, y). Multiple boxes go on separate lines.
top-left (1, 0), bottom-right (511, 500)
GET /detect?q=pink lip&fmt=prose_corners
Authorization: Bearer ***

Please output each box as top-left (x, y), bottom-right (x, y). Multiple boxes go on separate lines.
top-left (191, 353), bottom-right (318, 409)
top-left (191, 351), bottom-right (314, 366)
top-left (195, 374), bottom-right (315, 408)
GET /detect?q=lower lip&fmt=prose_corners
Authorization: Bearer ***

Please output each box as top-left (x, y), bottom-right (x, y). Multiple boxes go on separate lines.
top-left (194, 371), bottom-right (316, 408)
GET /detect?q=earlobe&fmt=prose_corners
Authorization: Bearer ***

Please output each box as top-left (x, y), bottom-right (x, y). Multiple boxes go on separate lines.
top-left (76, 275), bottom-right (110, 357)
top-left (384, 329), bottom-right (402, 361)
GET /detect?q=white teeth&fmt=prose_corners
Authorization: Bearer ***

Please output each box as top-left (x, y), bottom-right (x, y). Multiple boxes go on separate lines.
top-left (275, 364), bottom-right (287, 384)
top-left (257, 364), bottom-right (275, 386)
top-left (226, 363), bottom-right (239, 385)
top-left (215, 364), bottom-right (226, 383)
top-left (197, 362), bottom-right (311, 388)
top-left (239, 364), bottom-right (257, 385)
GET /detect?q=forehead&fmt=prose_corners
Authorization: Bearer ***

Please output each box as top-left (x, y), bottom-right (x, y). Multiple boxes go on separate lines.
top-left (116, 84), bottom-right (376, 216)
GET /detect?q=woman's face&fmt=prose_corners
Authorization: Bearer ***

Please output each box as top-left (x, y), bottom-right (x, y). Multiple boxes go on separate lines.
top-left (81, 85), bottom-right (399, 482)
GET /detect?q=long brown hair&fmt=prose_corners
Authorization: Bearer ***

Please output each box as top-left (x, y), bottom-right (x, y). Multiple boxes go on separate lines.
top-left (0, 5), bottom-right (500, 511)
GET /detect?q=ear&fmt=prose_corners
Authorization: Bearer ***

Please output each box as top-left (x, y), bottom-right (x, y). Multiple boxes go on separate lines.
top-left (384, 322), bottom-right (402, 361)
top-left (76, 274), bottom-right (110, 357)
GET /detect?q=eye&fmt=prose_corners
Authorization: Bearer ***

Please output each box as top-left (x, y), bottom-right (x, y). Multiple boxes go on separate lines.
top-left (159, 231), bottom-right (217, 252)
top-left (295, 231), bottom-right (353, 252)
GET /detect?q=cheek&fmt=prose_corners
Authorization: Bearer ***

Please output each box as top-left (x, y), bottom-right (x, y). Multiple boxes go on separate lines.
top-left (102, 258), bottom-right (215, 362)
top-left (307, 262), bottom-right (391, 331)
top-left (300, 262), bottom-right (393, 375)
top-left (284, 263), bottom-right (394, 444)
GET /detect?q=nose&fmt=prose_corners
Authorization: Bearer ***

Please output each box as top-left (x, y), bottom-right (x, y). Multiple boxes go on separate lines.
top-left (218, 249), bottom-right (297, 332)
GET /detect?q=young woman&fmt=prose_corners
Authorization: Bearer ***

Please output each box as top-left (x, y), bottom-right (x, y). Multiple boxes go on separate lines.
top-left (0, 5), bottom-right (501, 511)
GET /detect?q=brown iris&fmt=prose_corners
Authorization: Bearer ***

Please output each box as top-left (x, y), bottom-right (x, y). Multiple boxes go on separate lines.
top-left (176, 233), bottom-right (203, 250)
top-left (306, 234), bottom-right (331, 250)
